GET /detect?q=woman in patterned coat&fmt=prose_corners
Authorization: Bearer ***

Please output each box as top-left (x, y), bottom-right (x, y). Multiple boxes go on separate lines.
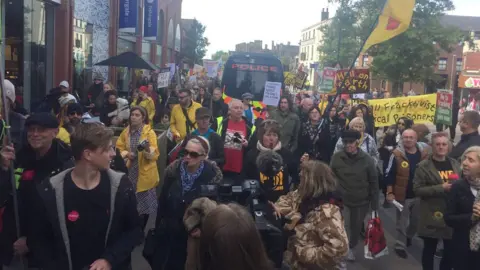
top-left (271, 160), bottom-right (348, 270)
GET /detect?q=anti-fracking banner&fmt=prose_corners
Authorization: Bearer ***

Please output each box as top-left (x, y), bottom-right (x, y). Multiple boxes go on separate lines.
top-left (143, 0), bottom-right (158, 40)
top-left (435, 90), bottom-right (453, 126)
top-left (119, 0), bottom-right (137, 33)
top-left (368, 94), bottom-right (437, 127)
top-left (331, 68), bottom-right (370, 94)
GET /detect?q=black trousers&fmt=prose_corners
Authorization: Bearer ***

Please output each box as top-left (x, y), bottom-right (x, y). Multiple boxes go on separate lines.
top-left (421, 237), bottom-right (452, 270)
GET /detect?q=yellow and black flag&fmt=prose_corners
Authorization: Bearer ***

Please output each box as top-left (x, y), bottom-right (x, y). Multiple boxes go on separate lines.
top-left (362, 0), bottom-right (416, 52)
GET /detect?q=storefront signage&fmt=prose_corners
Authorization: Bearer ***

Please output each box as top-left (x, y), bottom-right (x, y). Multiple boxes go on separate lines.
top-left (143, 0), bottom-right (158, 40)
top-left (465, 77), bottom-right (480, 89)
top-left (119, 0), bottom-right (137, 33)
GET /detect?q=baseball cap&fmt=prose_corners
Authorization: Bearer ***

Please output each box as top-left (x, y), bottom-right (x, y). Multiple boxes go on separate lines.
top-left (341, 130), bottom-right (361, 142)
top-left (59, 81), bottom-right (69, 88)
top-left (195, 107), bottom-right (211, 119)
top-left (242, 92), bottom-right (254, 100)
top-left (25, 113), bottom-right (59, 129)
top-left (3, 80), bottom-right (15, 103)
top-left (67, 103), bottom-right (83, 115)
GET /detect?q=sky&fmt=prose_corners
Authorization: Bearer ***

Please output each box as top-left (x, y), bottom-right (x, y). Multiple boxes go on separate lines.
top-left (181, 0), bottom-right (480, 59)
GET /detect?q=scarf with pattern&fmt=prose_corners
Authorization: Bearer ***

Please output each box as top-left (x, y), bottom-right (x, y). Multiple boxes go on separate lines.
top-left (180, 160), bottom-right (205, 195)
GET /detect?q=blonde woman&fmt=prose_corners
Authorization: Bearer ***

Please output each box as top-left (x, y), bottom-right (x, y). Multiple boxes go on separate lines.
top-left (271, 160), bottom-right (348, 270)
top-left (334, 116), bottom-right (379, 165)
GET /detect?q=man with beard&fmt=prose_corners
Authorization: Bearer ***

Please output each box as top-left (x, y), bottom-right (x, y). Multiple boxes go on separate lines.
top-left (0, 112), bottom-right (74, 268)
top-left (211, 87), bottom-right (228, 119)
top-left (63, 103), bottom-right (84, 135)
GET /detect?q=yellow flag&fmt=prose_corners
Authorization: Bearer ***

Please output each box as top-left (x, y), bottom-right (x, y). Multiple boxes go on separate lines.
top-left (362, 0), bottom-right (416, 52)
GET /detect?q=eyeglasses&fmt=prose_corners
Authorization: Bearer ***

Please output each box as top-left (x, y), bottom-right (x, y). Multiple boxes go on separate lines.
top-left (184, 149), bottom-right (204, 158)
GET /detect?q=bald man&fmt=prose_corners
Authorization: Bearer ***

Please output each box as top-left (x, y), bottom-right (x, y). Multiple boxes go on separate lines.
top-left (385, 128), bottom-right (429, 259)
top-left (298, 98), bottom-right (314, 122)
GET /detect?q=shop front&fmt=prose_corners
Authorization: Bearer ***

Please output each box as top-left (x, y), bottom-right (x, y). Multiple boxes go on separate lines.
top-left (3, 0), bottom-right (60, 111)
top-left (458, 73), bottom-right (480, 102)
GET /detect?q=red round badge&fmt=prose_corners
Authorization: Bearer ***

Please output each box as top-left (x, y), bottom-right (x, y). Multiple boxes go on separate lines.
top-left (68, 211), bottom-right (79, 222)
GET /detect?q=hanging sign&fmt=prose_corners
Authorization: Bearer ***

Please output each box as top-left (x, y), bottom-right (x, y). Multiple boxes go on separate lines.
top-left (119, 0), bottom-right (138, 33)
top-left (144, 0), bottom-right (158, 40)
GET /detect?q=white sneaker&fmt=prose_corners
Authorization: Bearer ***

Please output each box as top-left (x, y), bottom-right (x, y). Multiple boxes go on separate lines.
top-left (346, 249), bottom-right (356, 261)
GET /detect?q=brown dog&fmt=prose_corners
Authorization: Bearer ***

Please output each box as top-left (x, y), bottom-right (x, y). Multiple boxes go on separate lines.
top-left (183, 197), bottom-right (218, 270)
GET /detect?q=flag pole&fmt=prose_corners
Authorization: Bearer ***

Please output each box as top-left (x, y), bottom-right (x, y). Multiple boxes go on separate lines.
top-left (323, 2), bottom-right (385, 117)
top-left (0, 26), bottom-right (24, 270)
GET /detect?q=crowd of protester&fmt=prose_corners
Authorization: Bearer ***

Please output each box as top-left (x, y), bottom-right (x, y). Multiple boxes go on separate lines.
top-left (2, 76), bottom-right (480, 270)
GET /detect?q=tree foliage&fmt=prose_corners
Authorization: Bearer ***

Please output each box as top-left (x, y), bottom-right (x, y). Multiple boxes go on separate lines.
top-left (184, 19), bottom-right (210, 65)
top-left (211, 50), bottom-right (229, 62)
top-left (320, 0), bottom-right (472, 94)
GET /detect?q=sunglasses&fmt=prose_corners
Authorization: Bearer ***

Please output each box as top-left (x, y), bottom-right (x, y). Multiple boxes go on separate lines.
top-left (184, 149), bottom-right (204, 158)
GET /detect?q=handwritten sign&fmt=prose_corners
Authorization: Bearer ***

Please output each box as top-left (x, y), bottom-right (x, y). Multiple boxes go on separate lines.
top-left (435, 90), bottom-right (453, 126)
top-left (262, 81), bottom-right (282, 106)
top-left (368, 94), bottom-right (437, 127)
top-left (157, 70), bottom-right (170, 88)
top-left (203, 60), bottom-right (219, 78)
top-left (331, 68), bottom-right (370, 94)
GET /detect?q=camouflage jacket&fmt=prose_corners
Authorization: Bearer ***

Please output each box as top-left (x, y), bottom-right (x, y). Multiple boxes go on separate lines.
top-left (275, 191), bottom-right (348, 270)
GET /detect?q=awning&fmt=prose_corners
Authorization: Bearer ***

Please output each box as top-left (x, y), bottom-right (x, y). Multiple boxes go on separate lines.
top-left (459, 74), bottom-right (480, 89)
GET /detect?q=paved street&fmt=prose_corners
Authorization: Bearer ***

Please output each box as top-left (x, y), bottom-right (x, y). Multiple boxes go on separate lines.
top-left (131, 123), bottom-right (461, 270)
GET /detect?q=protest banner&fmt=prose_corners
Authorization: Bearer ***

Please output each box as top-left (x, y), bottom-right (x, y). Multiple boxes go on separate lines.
top-left (331, 68), bottom-right (370, 94)
top-left (203, 60), bottom-right (219, 78)
top-left (435, 89), bottom-right (453, 126)
top-left (157, 68), bottom-right (170, 88)
top-left (262, 81), bottom-right (282, 106)
top-left (368, 94), bottom-right (437, 127)
top-left (318, 67), bottom-right (336, 93)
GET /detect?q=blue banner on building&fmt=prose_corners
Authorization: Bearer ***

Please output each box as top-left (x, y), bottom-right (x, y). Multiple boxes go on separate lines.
top-left (119, 0), bottom-right (137, 33)
top-left (144, 0), bottom-right (158, 40)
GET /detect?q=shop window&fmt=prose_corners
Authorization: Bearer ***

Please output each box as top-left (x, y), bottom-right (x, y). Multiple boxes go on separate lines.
top-left (156, 45), bottom-right (162, 65)
top-left (456, 58), bottom-right (463, 71)
top-left (142, 41), bottom-right (151, 61)
top-left (72, 18), bottom-right (93, 100)
top-left (474, 31), bottom-right (480, 40)
top-left (363, 55), bottom-right (369, 67)
top-left (438, 58), bottom-right (447, 71)
top-left (116, 36), bottom-right (136, 95)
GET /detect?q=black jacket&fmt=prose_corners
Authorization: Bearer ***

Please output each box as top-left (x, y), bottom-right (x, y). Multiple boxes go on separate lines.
top-left (444, 179), bottom-right (480, 270)
top-left (31, 169), bottom-right (143, 270)
top-left (195, 94), bottom-right (212, 109)
top-left (0, 139), bottom-right (74, 266)
top-left (211, 99), bottom-right (228, 119)
top-left (244, 146), bottom-right (297, 202)
top-left (450, 131), bottom-right (480, 161)
top-left (152, 160), bottom-right (222, 270)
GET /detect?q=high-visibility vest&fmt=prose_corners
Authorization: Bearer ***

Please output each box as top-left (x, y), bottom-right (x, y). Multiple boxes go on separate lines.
top-left (14, 168), bottom-right (23, 189)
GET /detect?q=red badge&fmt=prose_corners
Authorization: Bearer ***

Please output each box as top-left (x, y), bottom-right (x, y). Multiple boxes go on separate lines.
top-left (21, 170), bottom-right (35, 181)
top-left (68, 211), bottom-right (80, 222)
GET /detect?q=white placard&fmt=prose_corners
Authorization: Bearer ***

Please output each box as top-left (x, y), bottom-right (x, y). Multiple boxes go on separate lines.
top-left (157, 72), bottom-right (170, 88)
top-left (262, 81), bottom-right (282, 106)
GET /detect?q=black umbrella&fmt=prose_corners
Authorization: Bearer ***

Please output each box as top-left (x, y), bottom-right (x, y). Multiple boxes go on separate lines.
top-left (95, 51), bottom-right (159, 70)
